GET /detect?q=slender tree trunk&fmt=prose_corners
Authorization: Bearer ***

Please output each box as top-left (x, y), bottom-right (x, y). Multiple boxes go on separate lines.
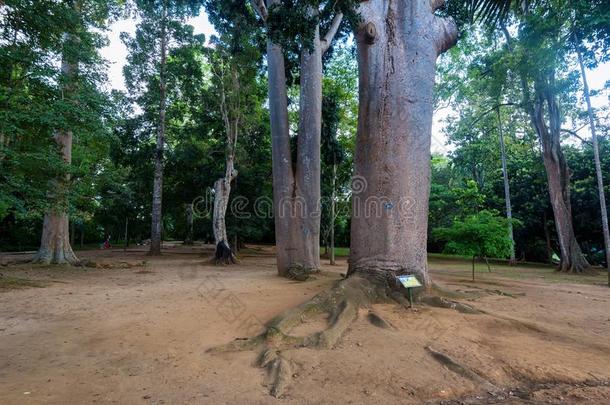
top-left (80, 223), bottom-right (84, 248)
top-left (532, 74), bottom-right (590, 273)
top-left (33, 30), bottom-right (79, 265)
top-left (497, 107), bottom-right (516, 264)
top-left (348, 0), bottom-right (457, 288)
top-left (472, 256), bottom-right (476, 281)
top-left (70, 220), bottom-right (76, 247)
top-left (213, 155), bottom-right (236, 250)
top-left (330, 163), bottom-right (337, 265)
top-left (184, 203), bottom-right (194, 245)
top-left (149, 0), bottom-right (167, 256)
top-left (124, 217), bottom-right (129, 251)
top-left (502, 25), bottom-right (589, 273)
top-left (575, 43), bottom-right (610, 283)
top-left (0, 132), bottom-right (5, 161)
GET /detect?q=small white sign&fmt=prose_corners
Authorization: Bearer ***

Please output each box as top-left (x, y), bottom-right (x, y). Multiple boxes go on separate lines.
top-left (397, 275), bottom-right (422, 288)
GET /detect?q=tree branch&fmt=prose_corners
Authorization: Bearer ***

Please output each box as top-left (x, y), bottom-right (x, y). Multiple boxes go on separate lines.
top-left (321, 13), bottom-right (343, 54)
top-left (561, 128), bottom-right (591, 145)
top-left (431, 0), bottom-right (445, 11)
top-left (250, 0), bottom-right (268, 22)
top-left (470, 102), bottom-right (518, 127)
top-left (433, 16), bottom-right (458, 55)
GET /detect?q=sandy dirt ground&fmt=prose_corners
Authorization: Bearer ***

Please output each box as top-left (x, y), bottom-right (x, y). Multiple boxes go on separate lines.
top-left (1, 244), bottom-right (609, 404)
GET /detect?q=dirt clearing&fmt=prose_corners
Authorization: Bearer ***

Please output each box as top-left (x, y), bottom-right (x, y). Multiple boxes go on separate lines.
top-left (1, 245), bottom-right (609, 404)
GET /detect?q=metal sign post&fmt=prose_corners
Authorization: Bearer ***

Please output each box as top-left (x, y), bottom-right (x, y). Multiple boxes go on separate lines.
top-left (397, 275), bottom-right (422, 308)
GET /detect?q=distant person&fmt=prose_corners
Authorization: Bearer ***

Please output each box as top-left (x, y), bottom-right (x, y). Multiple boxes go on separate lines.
top-left (101, 237), bottom-right (112, 250)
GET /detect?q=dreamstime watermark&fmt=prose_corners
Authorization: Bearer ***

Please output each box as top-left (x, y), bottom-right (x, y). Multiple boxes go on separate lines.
top-left (175, 263), bottom-right (265, 336)
top-left (191, 176), bottom-right (418, 222)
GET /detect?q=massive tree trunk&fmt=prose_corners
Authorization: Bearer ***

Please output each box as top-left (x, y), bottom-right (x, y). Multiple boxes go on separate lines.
top-left (149, 0), bottom-right (168, 256)
top-left (532, 74), bottom-right (590, 273)
top-left (260, 1), bottom-right (343, 278)
top-left (575, 42), bottom-right (610, 282)
top-left (33, 30), bottom-right (79, 265)
top-left (266, 32), bottom-right (295, 275)
top-left (497, 107), bottom-right (516, 264)
top-left (209, 1), bottom-right (470, 397)
top-left (348, 0), bottom-right (457, 288)
top-left (291, 21), bottom-right (323, 274)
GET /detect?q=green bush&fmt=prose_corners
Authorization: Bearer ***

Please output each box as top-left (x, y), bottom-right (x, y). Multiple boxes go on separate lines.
top-left (433, 210), bottom-right (515, 260)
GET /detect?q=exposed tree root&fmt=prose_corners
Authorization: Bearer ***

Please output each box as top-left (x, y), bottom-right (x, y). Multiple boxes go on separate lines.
top-left (426, 346), bottom-right (496, 391)
top-left (1, 258), bottom-right (32, 267)
top-left (214, 241), bottom-right (237, 265)
top-left (207, 271), bottom-right (483, 397)
top-left (367, 310), bottom-right (395, 329)
top-left (258, 349), bottom-right (294, 397)
top-left (285, 265), bottom-right (319, 281)
top-left (422, 295), bottom-right (482, 314)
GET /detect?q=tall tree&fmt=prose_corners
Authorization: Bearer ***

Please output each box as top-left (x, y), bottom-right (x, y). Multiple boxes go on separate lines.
top-left (207, 33), bottom-right (262, 262)
top-left (500, 4), bottom-right (591, 272)
top-left (122, 0), bottom-right (201, 255)
top-left (18, 0), bottom-right (117, 264)
top-left (570, 0), bottom-right (610, 281)
top-left (34, 25), bottom-right (80, 263)
top-left (348, 0), bottom-right (458, 287)
top-left (244, 0), bottom-right (351, 278)
top-left (497, 106), bottom-right (516, 263)
top-left (320, 82), bottom-right (346, 265)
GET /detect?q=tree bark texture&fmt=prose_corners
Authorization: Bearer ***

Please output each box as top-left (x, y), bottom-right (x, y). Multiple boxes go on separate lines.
top-left (330, 163), bottom-right (337, 265)
top-left (532, 73), bottom-right (590, 273)
top-left (33, 29), bottom-right (79, 265)
top-left (184, 203), bottom-right (194, 245)
top-left (291, 21), bottom-right (323, 273)
top-left (576, 43), bottom-right (610, 280)
top-left (213, 156), bottom-right (237, 248)
top-left (267, 30), bottom-right (294, 275)
top-left (497, 107), bottom-right (516, 264)
top-left (264, 1), bottom-right (343, 277)
top-left (348, 0), bottom-right (457, 288)
top-left (149, 0), bottom-right (168, 256)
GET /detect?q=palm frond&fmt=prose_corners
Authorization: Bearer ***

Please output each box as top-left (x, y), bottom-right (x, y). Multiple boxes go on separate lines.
top-left (468, 0), bottom-right (517, 25)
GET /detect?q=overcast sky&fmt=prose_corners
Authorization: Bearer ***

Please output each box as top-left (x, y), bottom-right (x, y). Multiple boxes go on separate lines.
top-left (100, 12), bottom-right (609, 154)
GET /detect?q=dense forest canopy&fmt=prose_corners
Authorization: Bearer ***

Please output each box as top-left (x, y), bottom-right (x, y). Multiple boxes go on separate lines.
top-left (2, 2), bottom-right (610, 402)
top-left (0, 0), bottom-right (608, 272)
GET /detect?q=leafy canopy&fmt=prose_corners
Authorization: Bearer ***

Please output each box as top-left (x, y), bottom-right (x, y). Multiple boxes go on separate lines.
top-left (434, 210), bottom-right (516, 258)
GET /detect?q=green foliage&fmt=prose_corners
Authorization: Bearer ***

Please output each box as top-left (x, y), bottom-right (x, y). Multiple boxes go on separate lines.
top-left (0, 0), bottom-right (121, 247)
top-left (434, 210), bottom-right (516, 259)
top-left (266, 0), bottom-right (359, 53)
top-left (319, 45), bottom-right (358, 248)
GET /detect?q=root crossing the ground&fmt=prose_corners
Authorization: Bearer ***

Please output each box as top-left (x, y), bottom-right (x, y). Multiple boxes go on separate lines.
top-left (207, 270), bottom-right (473, 397)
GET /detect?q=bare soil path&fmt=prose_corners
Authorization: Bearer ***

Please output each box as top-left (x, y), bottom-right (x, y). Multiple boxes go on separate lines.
top-left (1, 245), bottom-right (609, 404)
